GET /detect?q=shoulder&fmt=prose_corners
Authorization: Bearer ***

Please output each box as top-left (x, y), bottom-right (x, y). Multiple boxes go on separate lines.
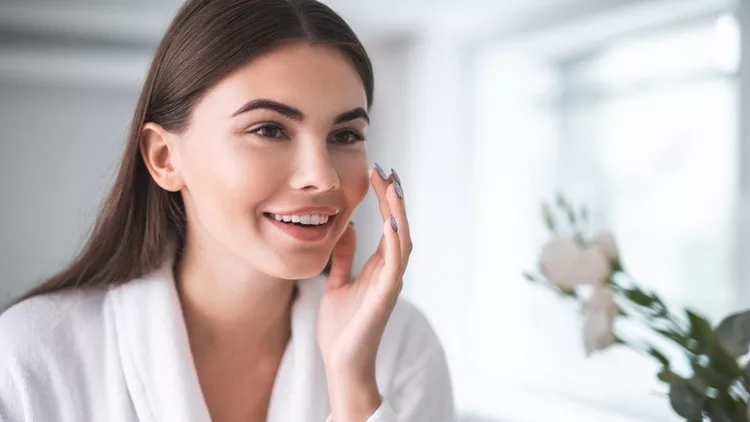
top-left (0, 287), bottom-right (108, 368)
top-left (380, 297), bottom-right (448, 375)
top-left (0, 288), bottom-right (109, 419)
top-left (385, 297), bottom-right (442, 350)
top-left (377, 297), bottom-right (456, 419)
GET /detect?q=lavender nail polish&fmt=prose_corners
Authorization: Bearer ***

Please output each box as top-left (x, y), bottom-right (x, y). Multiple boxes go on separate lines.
top-left (389, 215), bottom-right (398, 232)
top-left (394, 180), bottom-right (404, 200)
top-left (390, 168), bottom-right (402, 185)
top-left (374, 163), bottom-right (388, 181)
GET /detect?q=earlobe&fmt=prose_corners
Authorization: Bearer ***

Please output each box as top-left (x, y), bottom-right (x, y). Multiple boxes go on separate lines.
top-left (140, 122), bottom-right (184, 192)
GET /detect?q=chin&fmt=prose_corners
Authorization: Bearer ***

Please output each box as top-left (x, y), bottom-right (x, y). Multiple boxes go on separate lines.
top-left (264, 255), bottom-right (330, 280)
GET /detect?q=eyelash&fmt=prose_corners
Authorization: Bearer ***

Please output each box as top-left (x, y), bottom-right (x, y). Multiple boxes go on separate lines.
top-left (248, 123), bottom-right (366, 145)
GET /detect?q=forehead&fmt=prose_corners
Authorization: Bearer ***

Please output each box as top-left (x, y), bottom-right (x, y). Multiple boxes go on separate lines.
top-left (198, 42), bottom-right (368, 119)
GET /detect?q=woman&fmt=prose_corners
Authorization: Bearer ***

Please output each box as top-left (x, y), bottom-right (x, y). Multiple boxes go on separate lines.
top-left (0, 0), bottom-right (454, 421)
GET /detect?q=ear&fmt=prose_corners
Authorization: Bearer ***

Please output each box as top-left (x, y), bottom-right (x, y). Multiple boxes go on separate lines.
top-left (140, 122), bottom-right (185, 192)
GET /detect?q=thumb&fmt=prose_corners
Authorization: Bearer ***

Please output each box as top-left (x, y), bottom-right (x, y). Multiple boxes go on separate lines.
top-left (327, 222), bottom-right (357, 289)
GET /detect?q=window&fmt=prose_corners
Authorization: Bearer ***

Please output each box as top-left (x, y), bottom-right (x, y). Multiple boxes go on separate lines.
top-left (467, 13), bottom-right (740, 421)
top-left (559, 15), bottom-right (739, 321)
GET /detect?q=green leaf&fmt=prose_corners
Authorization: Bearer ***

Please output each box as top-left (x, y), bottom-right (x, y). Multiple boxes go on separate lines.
top-left (522, 272), bottom-right (538, 282)
top-left (652, 296), bottom-right (670, 318)
top-left (654, 327), bottom-right (691, 350)
top-left (724, 394), bottom-right (749, 422)
top-left (648, 347), bottom-right (670, 369)
top-left (684, 310), bottom-right (743, 382)
top-left (668, 377), bottom-right (705, 419)
top-left (557, 286), bottom-right (578, 298)
top-left (692, 361), bottom-right (734, 390)
top-left (743, 361), bottom-right (750, 392)
top-left (541, 203), bottom-right (556, 232)
top-left (706, 394), bottom-right (748, 422)
top-left (708, 339), bottom-right (742, 379)
top-left (555, 192), bottom-right (567, 209)
top-left (687, 310), bottom-right (715, 351)
top-left (554, 193), bottom-right (578, 226)
top-left (715, 310), bottom-right (750, 357)
top-left (705, 405), bottom-right (733, 422)
top-left (658, 370), bottom-right (681, 384)
top-left (623, 287), bottom-right (656, 308)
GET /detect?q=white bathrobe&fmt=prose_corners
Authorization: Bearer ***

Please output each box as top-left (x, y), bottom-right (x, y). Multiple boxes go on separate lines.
top-left (0, 256), bottom-right (455, 422)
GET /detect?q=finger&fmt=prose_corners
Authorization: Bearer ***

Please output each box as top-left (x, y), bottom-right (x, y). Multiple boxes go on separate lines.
top-left (360, 243), bottom-right (383, 281)
top-left (362, 255), bottom-right (384, 285)
top-left (372, 263), bottom-right (386, 295)
top-left (376, 216), bottom-right (403, 303)
top-left (384, 178), bottom-right (413, 272)
top-left (327, 222), bottom-right (357, 289)
top-left (370, 164), bottom-right (392, 222)
top-left (374, 233), bottom-right (385, 255)
top-left (388, 277), bottom-right (404, 311)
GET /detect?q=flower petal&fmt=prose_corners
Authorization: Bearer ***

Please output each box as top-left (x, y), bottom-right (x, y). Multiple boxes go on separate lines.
top-left (594, 231), bottom-right (619, 263)
top-left (540, 237), bottom-right (581, 289)
top-left (572, 247), bottom-right (612, 285)
top-left (583, 309), bottom-right (617, 355)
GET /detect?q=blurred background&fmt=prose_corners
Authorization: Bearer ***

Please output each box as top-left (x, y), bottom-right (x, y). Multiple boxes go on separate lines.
top-left (0, 0), bottom-right (747, 420)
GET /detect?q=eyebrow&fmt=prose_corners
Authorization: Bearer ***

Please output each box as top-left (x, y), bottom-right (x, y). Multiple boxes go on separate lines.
top-left (231, 98), bottom-right (369, 124)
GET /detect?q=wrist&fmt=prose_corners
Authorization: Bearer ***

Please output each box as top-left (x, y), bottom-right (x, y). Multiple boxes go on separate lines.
top-left (326, 370), bottom-right (381, 422)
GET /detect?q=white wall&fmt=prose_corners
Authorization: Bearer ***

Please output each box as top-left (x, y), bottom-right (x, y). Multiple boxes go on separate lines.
top-left (0, 82), bottom-right (138, 305)
top-left (738, 0), bottom-right (750, 308)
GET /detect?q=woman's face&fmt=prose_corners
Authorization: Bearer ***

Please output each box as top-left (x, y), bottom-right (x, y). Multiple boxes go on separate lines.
top-left (170, 42), bottom-right (370, 279)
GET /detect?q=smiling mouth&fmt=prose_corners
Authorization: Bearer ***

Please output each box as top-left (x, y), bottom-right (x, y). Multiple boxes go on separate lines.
top-left (263, 212), bottom-right (336, 228)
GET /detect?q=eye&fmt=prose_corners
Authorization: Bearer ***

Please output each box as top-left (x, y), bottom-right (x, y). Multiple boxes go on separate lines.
top-left (331, 129), bottom-right (366, 145)
top-left (249, 124), bottom-right (288, 140)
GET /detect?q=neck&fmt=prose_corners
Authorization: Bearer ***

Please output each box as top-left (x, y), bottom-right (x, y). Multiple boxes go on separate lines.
top-left (175, 238), bottom-right (295, 358)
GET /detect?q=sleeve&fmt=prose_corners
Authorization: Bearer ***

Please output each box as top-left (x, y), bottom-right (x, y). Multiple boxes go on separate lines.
top-left (0, 331), bottom-right (34, 422)
top-left (0, 300), bottom-right (62, 422)
top-left (372, 335), bottom-right (456, 422)
top-left (0, 368), bottom-right (36, 422)
top-left (0, 371), bottom-right (21, 421)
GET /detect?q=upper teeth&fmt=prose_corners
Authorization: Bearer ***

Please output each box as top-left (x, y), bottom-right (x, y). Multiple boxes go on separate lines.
top-left (272, 214), bottom-right (330, 225)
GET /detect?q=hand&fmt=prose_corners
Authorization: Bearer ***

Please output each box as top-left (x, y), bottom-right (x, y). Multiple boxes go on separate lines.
top-left (317, 165), bottom-right (412, 420)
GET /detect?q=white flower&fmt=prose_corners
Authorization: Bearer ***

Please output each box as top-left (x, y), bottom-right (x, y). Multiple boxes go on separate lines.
top-left (539, 237), bottom-right (612, 290)
top-left (593, 231), bottom-right (619, 264)
top-left (583, 286), bottom-right (619, 355)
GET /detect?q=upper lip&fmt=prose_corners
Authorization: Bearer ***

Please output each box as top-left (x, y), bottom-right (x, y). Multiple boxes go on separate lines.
top-left (266, 206), bottom-right (340, 216)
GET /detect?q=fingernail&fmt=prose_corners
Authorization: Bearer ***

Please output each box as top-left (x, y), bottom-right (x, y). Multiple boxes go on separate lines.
top-left (389, 215), bottom-right (398, 232)
top-left (374, 163), bottom-right (388, 181)
top-left (394, 180), bottom-right (404, 200)
top-left (390, 168), bottom-right (401, 185)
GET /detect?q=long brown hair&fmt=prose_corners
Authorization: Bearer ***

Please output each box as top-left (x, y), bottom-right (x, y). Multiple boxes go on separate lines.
top-left (13, 0), bottom-right (374, 306)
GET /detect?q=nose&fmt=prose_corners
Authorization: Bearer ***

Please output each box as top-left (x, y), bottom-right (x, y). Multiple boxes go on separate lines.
top-left (288, 141), bottom-right (340, 193)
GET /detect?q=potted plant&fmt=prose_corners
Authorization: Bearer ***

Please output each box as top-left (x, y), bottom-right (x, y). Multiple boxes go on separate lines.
top-left (525, 195), bottom-right (750, 421)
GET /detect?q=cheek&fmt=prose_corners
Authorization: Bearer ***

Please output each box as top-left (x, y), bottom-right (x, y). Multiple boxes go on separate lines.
top-left (333, 151), bottom-right (369, 204)
top-left (179, 137), bottom-right (285, 217)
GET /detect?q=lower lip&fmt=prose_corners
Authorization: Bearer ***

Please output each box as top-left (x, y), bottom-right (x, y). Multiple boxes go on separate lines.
top-left (265, 214), bottom-right (334, 242)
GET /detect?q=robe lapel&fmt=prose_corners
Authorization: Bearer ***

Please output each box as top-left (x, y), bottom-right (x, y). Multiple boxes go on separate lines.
top-left (107, 258), bottom-right (212, 422)
top-left (267, 277), bottom-right (331, 421)
top-left (106, 252), bottom-right (331, 422)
